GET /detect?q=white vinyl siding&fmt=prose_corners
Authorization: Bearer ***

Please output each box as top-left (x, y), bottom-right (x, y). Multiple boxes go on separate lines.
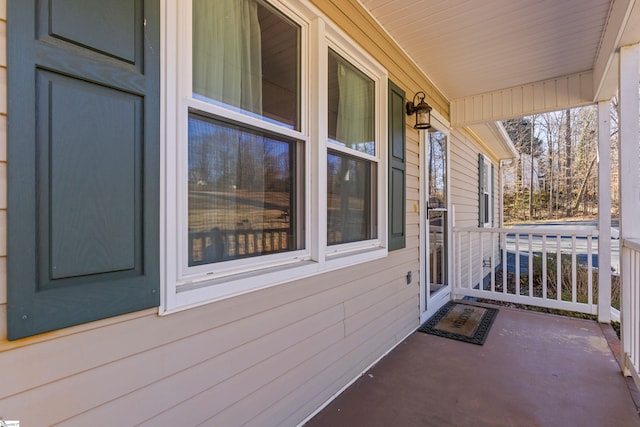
top-left (0, 251), bottom-right (417, 426)
top-left (450, 129), bottom-right (500, 290)
top-left (0, 1), bottom-right (472, 426)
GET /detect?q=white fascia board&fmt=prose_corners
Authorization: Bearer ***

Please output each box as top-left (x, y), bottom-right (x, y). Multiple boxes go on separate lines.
top-left (465, 122), bottom-right (518, 161)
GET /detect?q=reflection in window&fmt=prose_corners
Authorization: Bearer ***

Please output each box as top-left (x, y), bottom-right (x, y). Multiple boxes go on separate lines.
top-left (188, 114), bottom-right (303, 265)
top-left (481, 155), bottom-right (492, 226)
top-left (428, 131), bottom-right (447, 208)
top-left (427, 131), bottom-right (448, 293)
top-left (193, 0), bottom-right (300, 129)
top-left (327, 152), bottom-right (377, 245)
top-left (328, 49), bottom-right (375, 155)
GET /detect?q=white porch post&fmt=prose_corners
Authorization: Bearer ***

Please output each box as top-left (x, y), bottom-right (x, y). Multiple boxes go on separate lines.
top-left (597, 100), bottom-right (612, 323)
top-left (618, 43), bottom-right (640, 376)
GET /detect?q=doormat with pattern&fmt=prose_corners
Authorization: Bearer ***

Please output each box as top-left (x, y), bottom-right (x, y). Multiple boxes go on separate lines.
top-left (418, 301), bottom-right (498, 345)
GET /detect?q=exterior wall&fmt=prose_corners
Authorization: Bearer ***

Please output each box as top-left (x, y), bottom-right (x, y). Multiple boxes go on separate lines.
top-left (450, 128), bottom-right (501, 289)
top-left (450, 130), bottom-right (480, 229)
top-left (0, 1), bottom-right (504, 424)
top-left (0, 258), bottom-right (418, 426)
top-left (0, 0), bottom-right (6, 335)
top-left (0, 1), bottom-right (436, 425)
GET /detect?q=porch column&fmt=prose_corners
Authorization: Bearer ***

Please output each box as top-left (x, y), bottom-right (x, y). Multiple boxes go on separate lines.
top-left (597, 100), bottom-right (611, 323)
top-left (618, 43), bottom-right (640, 377)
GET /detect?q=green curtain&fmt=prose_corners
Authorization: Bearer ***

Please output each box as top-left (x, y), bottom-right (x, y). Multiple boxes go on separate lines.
top-left (193, 0), bottom-right (262, 115)
top-left (330, 55), bottom-right (375, 244)
top-left (191, 0), bottom-right (265, 241)
top-left (336, 62), bottom-right (374, 154)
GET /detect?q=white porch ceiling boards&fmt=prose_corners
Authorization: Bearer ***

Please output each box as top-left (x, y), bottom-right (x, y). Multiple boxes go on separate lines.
top-left (359, 0), bottom-right (638, 125)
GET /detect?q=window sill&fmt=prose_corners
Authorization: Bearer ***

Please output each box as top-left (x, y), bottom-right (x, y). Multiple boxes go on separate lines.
top-left (162, 246), bottom-right (388, 314)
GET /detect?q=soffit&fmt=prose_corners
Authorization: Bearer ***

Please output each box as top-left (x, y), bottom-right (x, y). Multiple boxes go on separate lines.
top-left (359, 0), bottom-right (614, 102)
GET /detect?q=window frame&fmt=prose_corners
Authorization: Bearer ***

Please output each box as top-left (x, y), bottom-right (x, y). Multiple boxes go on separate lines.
top-left (161, 0), bottom-right (388, 313)
top-left (323, 33), bottom-right (387, 260)
top-left (479, 153), bottom-right (493, 228)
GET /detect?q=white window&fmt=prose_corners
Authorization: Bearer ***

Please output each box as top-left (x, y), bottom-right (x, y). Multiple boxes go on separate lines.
top-left (480, 154), bottom-right (493, 228)
top-left (188, 0), bottom-right (304, 268)
top-left (326, 48), bottom-right (379, 248)
top-left (163, 0), bottom-right (387, 312)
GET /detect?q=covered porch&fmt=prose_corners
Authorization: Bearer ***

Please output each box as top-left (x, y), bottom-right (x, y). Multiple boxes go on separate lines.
top-left (352, 0), bottom-right (640, 391)
top-left (306, 0), bottom-right (640, 425)
top-left (306, 302), bottom-right (640, 426)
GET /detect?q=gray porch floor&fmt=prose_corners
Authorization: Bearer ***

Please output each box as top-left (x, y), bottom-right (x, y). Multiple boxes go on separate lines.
top-left (306, 303), bottom-right (640, 427)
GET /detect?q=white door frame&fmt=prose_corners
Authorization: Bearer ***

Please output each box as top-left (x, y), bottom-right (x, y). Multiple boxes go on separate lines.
top-left (419, 111), bottom-right (453, 324)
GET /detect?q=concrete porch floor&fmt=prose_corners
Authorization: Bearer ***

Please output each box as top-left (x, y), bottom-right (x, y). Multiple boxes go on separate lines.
top-left (305, 303), bottom-right (640, 427)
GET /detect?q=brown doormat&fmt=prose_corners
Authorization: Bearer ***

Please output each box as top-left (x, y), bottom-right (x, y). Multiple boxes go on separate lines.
top-left (418, 301), bottom-right (498, 345)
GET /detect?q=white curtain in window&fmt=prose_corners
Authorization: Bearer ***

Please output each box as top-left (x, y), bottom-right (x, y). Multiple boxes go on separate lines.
top-left (336, 63), bottom-right (374, 153)
top-left (193, 0), bottom-right (262, 115)
top-left (192, 0), bottom-right (265, 238)
top-left (332, 61), bottom-right (374, 243)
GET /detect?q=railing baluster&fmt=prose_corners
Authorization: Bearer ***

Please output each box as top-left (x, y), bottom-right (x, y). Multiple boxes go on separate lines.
top-left (636, 250), bottom-right (640, 372)
top-left (491, 231), bottom-right (496, 293)
top-left (468, 232), bottom-right (473, 290)
top-left (528, 233), bottom-right (533, 297)
top-left (542, 234), bottom-right (547, 300)
top-left (502, 231), bottom-right (507, 294)
top-left (480, 231), bottom-right (484, 291)
top-left (557, 236), bottom-right (562, 301)
top-left (587, 235), bottom-right (593, 306)
top-left (632, 250), bottom-right (635, 370)
top-left (622, 245), bottom-right (632, 375)
top-left (451, 226), bottom-right (601, 317)
top-left (572, 235), bottom-right (577, 303)
top-left (515, 233), bottom-right (520, 296)
top-left (456, 231), bottom-right (461, 290)
top-left (633, 250), bottom-right (639, 370)
top-left (632, 247), bottom-right (636, 372)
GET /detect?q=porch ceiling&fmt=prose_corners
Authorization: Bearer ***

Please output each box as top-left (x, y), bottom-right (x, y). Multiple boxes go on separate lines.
top-left (360, 0), bottom-right (640, 125)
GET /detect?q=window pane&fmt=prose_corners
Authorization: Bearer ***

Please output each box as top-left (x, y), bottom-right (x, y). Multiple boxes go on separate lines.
top-left (328, 49), bottom-right (375, 155)
top-left (188, 114), bottom-right (302, 265)
top-left (193, 0), bottom-right (300, 130)
top-left (484, 193), bottom-right (490, 224)
top-left (327, 151), bottom-right (377, 245)
top-left (428, 130), bottom-right (447, 207)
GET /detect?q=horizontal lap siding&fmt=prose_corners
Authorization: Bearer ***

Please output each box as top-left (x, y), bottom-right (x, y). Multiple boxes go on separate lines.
top-left (0, 252), bottom-right (419, 425)
top-left (406, 130), bottom-right (421, 252)
top-left (450, 129), bottom-right (500, 289)
top-left (0, 1), bottom-right (429, 425)
top-left (451, 130), bottom-right (480, 228)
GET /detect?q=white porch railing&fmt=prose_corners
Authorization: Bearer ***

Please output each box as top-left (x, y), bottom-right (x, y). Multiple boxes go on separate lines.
top-left (452, 227), bottom-right (603, 315)
top-left (622, 238), bottom-right (640, 388)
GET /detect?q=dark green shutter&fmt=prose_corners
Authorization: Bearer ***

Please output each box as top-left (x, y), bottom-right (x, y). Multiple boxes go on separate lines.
top-left (7, 0), bottom-right (160, 339)
top-left (478, 154), bottom-right (485, 227)
top-left (388, 80), bottom-right (406, 251)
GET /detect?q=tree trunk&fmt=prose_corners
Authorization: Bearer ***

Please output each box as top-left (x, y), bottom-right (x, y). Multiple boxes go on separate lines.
top-left (573, 156), bottom-right (597, 213)
top-left (565, 109), bottom-right (573, 216)
top-left (529, 115), bottom-right (535, 220)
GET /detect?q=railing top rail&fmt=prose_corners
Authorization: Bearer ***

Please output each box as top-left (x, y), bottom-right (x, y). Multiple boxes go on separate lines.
top-left (452, 226), bottom-right (599, 237)
top-left (622, 237), bottom-right (640, 252)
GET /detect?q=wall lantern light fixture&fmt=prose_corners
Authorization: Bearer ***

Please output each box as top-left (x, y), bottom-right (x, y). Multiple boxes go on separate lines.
top-left (406, 91), bottom-right (432, 130)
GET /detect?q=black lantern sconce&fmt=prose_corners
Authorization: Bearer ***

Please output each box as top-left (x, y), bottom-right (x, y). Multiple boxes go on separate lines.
top-left (406, 91), bottom-right (432, 130)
